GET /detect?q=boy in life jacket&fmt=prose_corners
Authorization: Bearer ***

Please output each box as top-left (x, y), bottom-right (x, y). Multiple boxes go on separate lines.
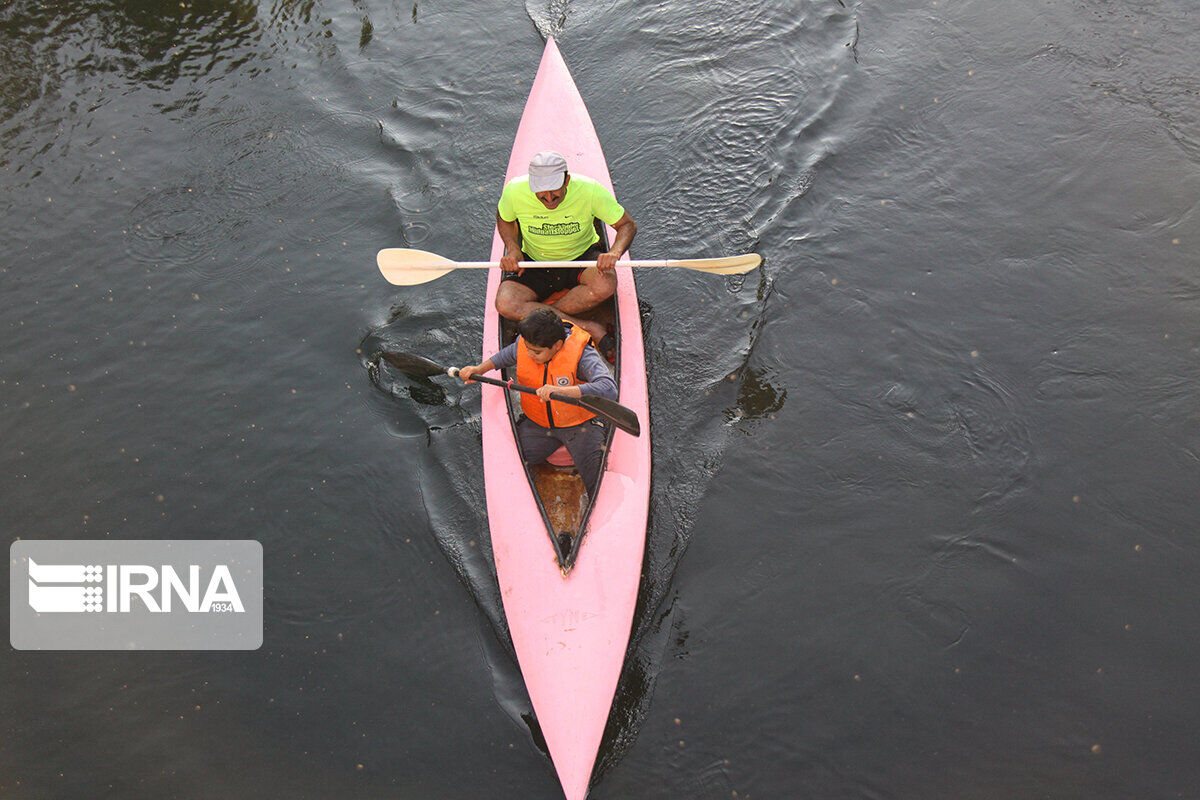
top-left (457, 307), bottom-right (617, 498)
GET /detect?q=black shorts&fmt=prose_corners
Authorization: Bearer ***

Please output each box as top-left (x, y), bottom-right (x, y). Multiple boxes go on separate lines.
top-left (501, 242), bottom-right (605, 301)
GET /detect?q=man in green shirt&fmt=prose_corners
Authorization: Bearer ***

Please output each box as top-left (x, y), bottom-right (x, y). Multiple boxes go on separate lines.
top-left (495, 150), bottom-right (637, 357)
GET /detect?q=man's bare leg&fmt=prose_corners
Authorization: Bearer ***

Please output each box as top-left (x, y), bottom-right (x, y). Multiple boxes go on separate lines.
top-left (492, 273), bottom-right (614, 343)
top-left (549, 267), bottom-right (617, 319)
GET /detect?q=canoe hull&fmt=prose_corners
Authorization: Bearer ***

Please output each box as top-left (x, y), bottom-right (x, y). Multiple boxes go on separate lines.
top-left (481, 38), bottom-right (651, 800)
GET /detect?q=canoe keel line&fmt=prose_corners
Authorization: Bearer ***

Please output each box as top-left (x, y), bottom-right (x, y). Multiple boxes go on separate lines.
top-left (481, 38), bottom-right (652, 799)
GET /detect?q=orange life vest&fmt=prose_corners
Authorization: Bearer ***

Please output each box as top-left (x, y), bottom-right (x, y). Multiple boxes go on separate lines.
top-left (515, 324), bottom-right (596, 428)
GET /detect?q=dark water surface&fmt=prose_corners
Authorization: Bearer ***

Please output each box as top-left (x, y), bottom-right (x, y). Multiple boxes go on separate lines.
top-left (3, 0), bottom-right (1199, 797)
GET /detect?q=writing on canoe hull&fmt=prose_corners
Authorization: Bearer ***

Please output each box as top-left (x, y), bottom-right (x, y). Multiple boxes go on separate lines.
top-left (541, 608), bottom-right (600, 628)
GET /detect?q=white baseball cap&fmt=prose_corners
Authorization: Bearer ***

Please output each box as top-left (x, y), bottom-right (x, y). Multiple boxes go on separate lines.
top-left (528, 150), bottom-right (568, 192)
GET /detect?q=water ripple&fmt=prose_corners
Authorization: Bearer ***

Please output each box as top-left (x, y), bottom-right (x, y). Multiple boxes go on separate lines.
top-left (635, 54), bottom-right (852, 258)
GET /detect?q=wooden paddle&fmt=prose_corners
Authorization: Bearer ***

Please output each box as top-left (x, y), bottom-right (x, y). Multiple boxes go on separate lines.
top-left (380, 351), bottom-right (641, 437)
top-left (377, 247), bottom-right (762, 286)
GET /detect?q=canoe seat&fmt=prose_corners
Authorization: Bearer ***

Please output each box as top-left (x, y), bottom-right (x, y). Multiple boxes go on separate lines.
top-left (546, 445), bottom-right (574, 467)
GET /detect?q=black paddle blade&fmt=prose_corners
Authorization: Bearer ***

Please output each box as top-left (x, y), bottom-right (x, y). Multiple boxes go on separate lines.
top-left (380, 351), bottom-right (448, 378)
top-left (575, 394), bottom-right (641, 437)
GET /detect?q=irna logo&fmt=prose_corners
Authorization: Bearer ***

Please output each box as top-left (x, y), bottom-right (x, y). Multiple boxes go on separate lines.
top-left (27, 559), bottom-right (245, 614)
top-left (11, 540), bottom-right (262, 650)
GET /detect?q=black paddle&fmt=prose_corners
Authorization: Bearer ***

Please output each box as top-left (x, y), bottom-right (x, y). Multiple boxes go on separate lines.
top-left (380, 351), bottom-right (641, 437)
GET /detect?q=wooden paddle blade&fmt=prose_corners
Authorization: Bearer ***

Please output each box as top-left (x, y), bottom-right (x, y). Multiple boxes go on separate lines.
top-left (377, 248), bottom-right (458, 286)
top-left (670, 253), bottom-right (762, 274)
top-left (380, 351), bottom-right (450, 378)
top-left (574, 394), bottom-right (641, 437)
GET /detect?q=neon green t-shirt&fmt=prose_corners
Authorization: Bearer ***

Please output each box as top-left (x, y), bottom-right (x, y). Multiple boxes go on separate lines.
top-left (497, 173), bottom-right (626, 261)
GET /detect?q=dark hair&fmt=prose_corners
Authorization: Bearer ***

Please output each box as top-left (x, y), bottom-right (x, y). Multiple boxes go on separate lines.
top-left (518, 308), bottom-right (567, 347)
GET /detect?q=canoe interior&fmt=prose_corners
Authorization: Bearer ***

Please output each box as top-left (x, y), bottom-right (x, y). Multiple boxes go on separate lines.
top-left (499, 220), bottom-right (618, 571)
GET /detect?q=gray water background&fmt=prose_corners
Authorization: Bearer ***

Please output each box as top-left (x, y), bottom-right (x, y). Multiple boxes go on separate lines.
top-left (2, 0), bottom-right (1199, 797)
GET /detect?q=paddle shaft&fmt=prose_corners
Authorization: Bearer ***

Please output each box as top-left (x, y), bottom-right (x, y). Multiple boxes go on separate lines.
top-left (452, 367), bottom-right (588, 406)
top-left (448, 367), bottom-right (639, 436)
top-left (434, 259), bottom-right (717, 269)
top-left (376, 248), bottom-right (761, 286)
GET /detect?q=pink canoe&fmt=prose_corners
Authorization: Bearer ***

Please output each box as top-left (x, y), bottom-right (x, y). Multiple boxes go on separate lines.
top-left (481, 38), bottom-right (651, 800)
